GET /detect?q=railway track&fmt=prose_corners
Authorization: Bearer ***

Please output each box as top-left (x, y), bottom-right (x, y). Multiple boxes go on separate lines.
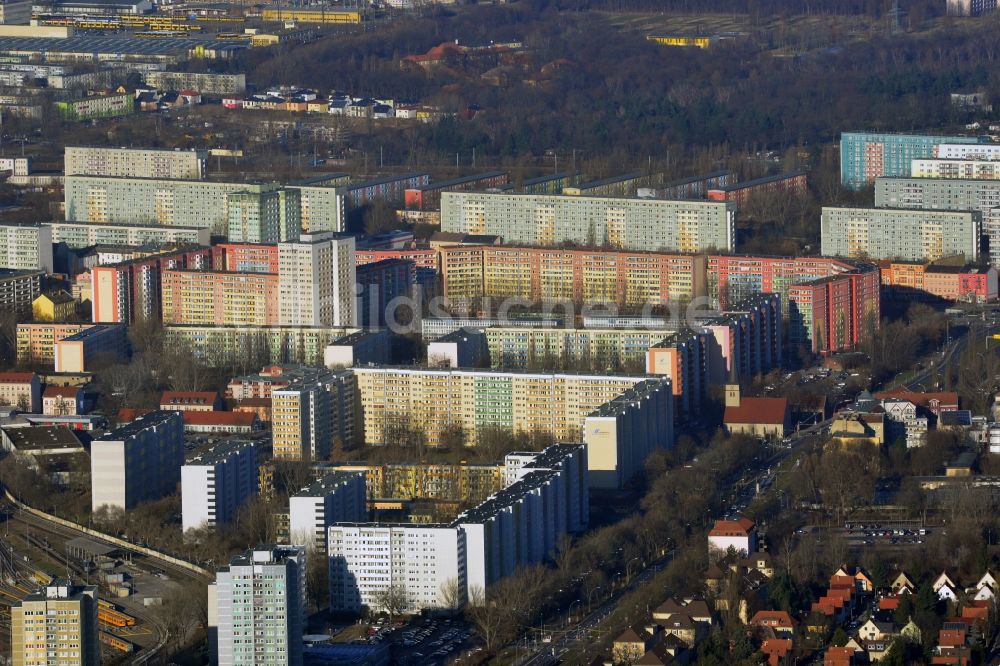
top-left (0, 501), bottom-right (207, 662)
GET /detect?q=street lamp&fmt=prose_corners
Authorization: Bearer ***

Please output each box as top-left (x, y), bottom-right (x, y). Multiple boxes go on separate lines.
top-left (587, 586), bottom-right (603, 613)
top-left (567, 599), bottom-right (582, 627)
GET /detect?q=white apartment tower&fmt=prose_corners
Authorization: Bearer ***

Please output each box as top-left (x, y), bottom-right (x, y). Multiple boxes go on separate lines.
top-left (289, 471), bottom-right (366, 553)
top-left (0, 223), bottom-right (53, 272)
top-left (213, 545), bottom-right (306, 666)
top-left (90, 410), bottom-right (184, 511)
top-left (327, 524), bottom-right (467, 614)
top-left (181, 440), bottom-right (259, 532)
top-left (278, 232), bottom-right (356, 327)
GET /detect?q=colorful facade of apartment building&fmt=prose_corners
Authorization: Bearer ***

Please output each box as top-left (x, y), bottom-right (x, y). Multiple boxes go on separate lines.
top-left (706, 171), bottom-right (808, 206)
top-left (91, 247), bottom-right (212, 324)
top-left (160, 269), bottom-right (280, 326)
top-left (839, 132), bottom-right (982, 189)
top-left (441, 245), bottom-right (707, 307)
top-left (787, 269), bottom-right (881, 353)
top-left (352, 367), bottom-right (663, 447)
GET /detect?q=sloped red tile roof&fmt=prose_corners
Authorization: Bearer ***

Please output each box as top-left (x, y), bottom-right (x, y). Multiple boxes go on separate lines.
top-left (709, 517), bottom-right (755, 536)
top-left (0, 372), bottom-right (36, 383)
top-left (875, 389), bottom-right (959, 408)
top-left (724, 397), bottom-right (788, 425)
top-left (43, 386), bottom-right (80, 399)
top-left (161, 391), bottom-right (219, 406)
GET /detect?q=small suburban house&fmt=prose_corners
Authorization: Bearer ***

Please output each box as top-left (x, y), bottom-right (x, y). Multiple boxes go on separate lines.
top-left (708, 517), bottom-right (757, 557)
top-left (723, 385), bottom-right (790, 438)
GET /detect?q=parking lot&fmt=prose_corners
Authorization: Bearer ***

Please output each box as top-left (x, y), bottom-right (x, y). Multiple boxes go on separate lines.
top-left (357, 617), bottom-right (480, 664)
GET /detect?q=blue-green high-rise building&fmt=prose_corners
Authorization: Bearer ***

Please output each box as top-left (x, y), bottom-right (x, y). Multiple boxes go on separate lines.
top-left (840, 132), bottom-right (984, 190)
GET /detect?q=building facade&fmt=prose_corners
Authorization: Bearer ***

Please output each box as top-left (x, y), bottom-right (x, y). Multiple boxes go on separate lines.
top-left (788, 270), bottom-right (882, 353)
top-left (288, 472), bottom-right (366, 552)
top-left (0, 268), bottom-right (41, 314)
top-left (64, 175), bottom-right (275, 232)
top-left (355, 258), bottom-right (413, 328)
top-left (271, 369), bottom-right (357, 459)
top-left (820, 207), bottom-right (980, 262)
top-left (327, 524), bottom-right (467, 613)
top-left (213, 546), bottom-right (306, 666)
top-left (277, 232), bottom-right (356, 327)
top-left (583, 380), bottom-right (674, 489)
top-left (440, 192), bottom-right (735, 252)
top-left (160, 269), bottom-right (280, 326)
top-left (0, 222), bottom-right (53, 272)
top-left (48, 221), bottom-right (210, 249)
top-left (440, 244), bottom-right (707, 307)
top-left (912, 158), bottom-right (1000, 180)
top-left (164, 325), bottom-right (355, 366)
top-left (352, 367), bottom-right (659, 447)
top-left (839, 132), bottom-right (982, 189)
top-left (90, 410), bottom-right (184, 511)
top-left (11, 581), bottom-right (99, 666)
top-left (181, 439), bottom-right (258, 532)
top-left (405, 172), bottom-right (509, 210)
top-left (92, 247), bottom-right (212, 324)
top-left (0, 371), bottom-right (40, 412)
top-left (226, 185), bottom-right (301, 244)
top-left (706, 171), bottom-right (808, 206)
top-left (65, 146), bottom-right (207, 179)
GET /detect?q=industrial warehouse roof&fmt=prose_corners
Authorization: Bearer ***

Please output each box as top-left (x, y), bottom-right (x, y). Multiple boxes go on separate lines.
top-left (65, 537), bottom-right (117, 558)
top-left (0, 35), bottom-right (241, 58)
top-left (1, 426), bottom-right (84, 452)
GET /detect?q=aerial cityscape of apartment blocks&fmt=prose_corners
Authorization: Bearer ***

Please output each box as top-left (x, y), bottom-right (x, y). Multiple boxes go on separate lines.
top-left (288, 472), bottom-right (367, 552)
top-left (291, 179), bottom-right (346, 234)
top-left (839, 132), bottom-right (983, 189)
top-left (161, 270), bottom-right (280, 326)
top-left (706, 171), bottom-right (808, 206)
top-left (820, 207), bottom-right (981, 262)
top-left (91, 246), bottom-right (212, 324)
top-left (225, 184), bottom-right (301, 243)
top-left (212, 545), bottom-right (306, 666)
top-left (89, 410), bottom-right (184, 512)
top-left (911, 158), bottom-right (1000, 180)
top-left (357, 246), bottom-right (439, 284)
top-left (0, 223), bottom-right (53, 272)
top-left (440, 192), bottom-right (735, 252)
top-left (787, 270), bottom-right (882, 353)
top-left (10, 581), bottom-right (100, 666)
top-left (64, 146), bottom-right (207, 179)
top-left (440, 244), bottom-right (707, 307)
top-left (181, 439), bottom-right (259, 532)
top-left (277, 232), bottom-right (356, 328)
top-left (646, 329), bottom-right (709, 416)
top-left (47, 220), bottom-right (211, 248)
top-left (351, 366), bottom-right (665, 448)
top-left (63, 175), bottom-right (271, 230)
top-left (405, 171), bottom-right (509, 210)
top-left (16, 322), bottom-right (91, 365)
top-left (0, 269), bottom-right (41, 315)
